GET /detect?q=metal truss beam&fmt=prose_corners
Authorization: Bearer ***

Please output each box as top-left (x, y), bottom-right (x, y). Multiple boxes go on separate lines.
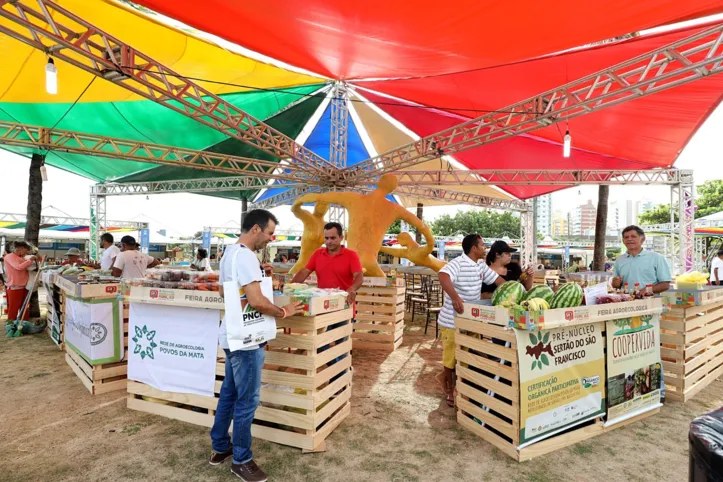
top-left (394, 186), bottom-right (529, 211)
top-left (0, 0), bottom-right (334, 177)
top-left (255, 186), bottom-right (322, 209)
top-left (392, 169), bottom-right (686, 186)
top-left (0, 122), bottom-right (313, 183)
top-left (342, 23), bottom-right (723, 182)
top-left (329, 83), bottom-right (349, 169)
top-left (0, 212), bottom-right (142, 229)
top-left (91, 177), bottom-right (298, 196)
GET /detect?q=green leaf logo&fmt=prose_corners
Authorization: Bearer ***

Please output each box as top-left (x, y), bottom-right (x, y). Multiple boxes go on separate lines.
top-left (530, 333), bottom-right (538, 345)
top-left (132, 324), bottom-right (157, 360)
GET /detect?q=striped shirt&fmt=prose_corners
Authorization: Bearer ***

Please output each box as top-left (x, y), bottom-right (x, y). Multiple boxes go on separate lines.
top-left (438, 254), bottom-right (499, 329)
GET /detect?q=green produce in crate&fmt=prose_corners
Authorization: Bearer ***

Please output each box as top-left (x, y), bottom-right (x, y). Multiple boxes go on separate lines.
top-left (521, 285), bottom-right (554, 304)
top-left (491, 281), bottom-right (526, 306)
top-left (549, 283), bottom-right (584, 309)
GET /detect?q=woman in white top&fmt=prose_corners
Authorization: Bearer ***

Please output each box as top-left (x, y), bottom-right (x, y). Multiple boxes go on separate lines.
top-left (191, 248), bottom-right (212, 271)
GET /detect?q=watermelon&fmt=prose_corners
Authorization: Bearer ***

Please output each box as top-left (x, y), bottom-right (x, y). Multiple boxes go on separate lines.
top-left (550, 283), bottom-right (584, 309)
top-left (522, 285), bottom-right (554, 304)
top-left (491, 281), bottom-right (526, 306)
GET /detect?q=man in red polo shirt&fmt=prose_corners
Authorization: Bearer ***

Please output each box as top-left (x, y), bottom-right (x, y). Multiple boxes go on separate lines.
top-left (291, 222), bottom-right (364, 301)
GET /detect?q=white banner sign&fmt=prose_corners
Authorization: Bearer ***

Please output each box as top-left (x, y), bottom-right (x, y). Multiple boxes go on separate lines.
top-left (65, 297), bottom-right (123, 364)
top-left (128, 303), bottom-right (220, 397)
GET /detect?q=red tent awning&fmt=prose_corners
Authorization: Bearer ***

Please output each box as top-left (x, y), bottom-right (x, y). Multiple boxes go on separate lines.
top-left (132, 0), bottom-right (723, 79)
top-left (359, 23), bottom-right (723, 175)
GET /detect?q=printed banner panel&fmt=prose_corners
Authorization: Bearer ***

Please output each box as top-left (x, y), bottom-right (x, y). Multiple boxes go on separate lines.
top-left (64, 297), bottom-right (122, 364)
top-left (128, 303), bottom-right (220, 397)
top-left (606, 313), bottom-right (662, 426)
top-left (515, 322), bottom-right (606, 445)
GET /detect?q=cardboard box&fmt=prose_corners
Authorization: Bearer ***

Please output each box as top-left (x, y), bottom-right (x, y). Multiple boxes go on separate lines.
top-left (662, 286), bottom-right (723, 307)
top-left (126, 286), bottom-right (224, 310)
top-left (455, 300), bottom-right (510, 326)
top-left (509, 297), bottom-right (664, 331)
top-left (273, 293), bottom-right (348, 316)
top-left (56, 275), bottom-right (121, 299)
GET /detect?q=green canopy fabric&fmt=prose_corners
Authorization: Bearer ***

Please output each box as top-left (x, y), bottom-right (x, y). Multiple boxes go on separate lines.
top-left (0, 84), bottom-right (323, 181)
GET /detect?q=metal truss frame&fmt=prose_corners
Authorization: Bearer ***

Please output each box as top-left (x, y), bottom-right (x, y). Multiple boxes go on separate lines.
top-left (0, 122), bottom-right (316, 183)
top-left (328, 82), bottom-right (349, 224)
top-left (520, 201), bottom-right (535, 267)
top-left (342, 23), bottom-right (723, 182)
top-left (676, 170), bottom-right (696, 274)
top-left (0, 0), bottom-right (335, 177)
top-left (89, 194), bottom-right (106, 261)
top-left (91, 177), bottom-right (296, 196)
top-left (391, 169), bottom-right (686, 186)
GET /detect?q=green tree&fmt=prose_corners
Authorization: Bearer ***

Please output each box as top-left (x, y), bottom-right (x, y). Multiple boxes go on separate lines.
top-left (638, 204), bottom-right (677, 225)
top-left (696, 180), bottom-right (723, 218)
top-left (430, 210), bottom-right (520, 238)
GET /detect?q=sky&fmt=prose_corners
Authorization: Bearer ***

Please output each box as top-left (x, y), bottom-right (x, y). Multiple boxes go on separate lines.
top-left (1, 97), bottom-right (721, 237)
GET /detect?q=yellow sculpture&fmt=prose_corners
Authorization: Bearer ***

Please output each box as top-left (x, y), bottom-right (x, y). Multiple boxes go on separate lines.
top-left (289, 201), bottom-right (330, 275)
top-left (294, 174), bottom-right (434, 277)
top-left (380, 232), bottom-right (447, 272)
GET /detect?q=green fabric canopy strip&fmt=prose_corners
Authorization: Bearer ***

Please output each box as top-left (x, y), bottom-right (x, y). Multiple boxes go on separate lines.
top-left (0, 84), bottom-right (323, 182)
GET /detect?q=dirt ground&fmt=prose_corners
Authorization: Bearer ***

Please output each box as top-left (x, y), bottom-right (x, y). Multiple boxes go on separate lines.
top-left (1, 313), bottom-right (721, 482)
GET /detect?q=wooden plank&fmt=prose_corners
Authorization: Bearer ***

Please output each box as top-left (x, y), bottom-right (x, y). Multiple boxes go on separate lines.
top-left (264, 350), bottom-right (316, 371)
top-left (457, 413), bottom-right (518, 460)
top-left (456, 365), bottom-right (518, 402)
top-left (456, 333), bottom-right (518, 366)
top-left (518, 422), bottom-right (604, 461)
top-left (127, 396), bottom-right (213, 427)
top-left (355, 312), bottom-right (403, 323)
top-left (312, 402), bottom-right (351, 449)
top-left (94, 363), bottom-right (128, 379)
top-left (94, 378), bottom-right (127, 394)
top-left (685, 319), bottom-right (723, 344)
top-left (313, 371), bottom-right (352, 405)
top-left (682, 363), bottom-right (723, 401)
top-left (127, 381), bottom-right (217, 410)
top-left (66, 347), bottom-right (93, 380)
top-left (352, 340), bottom-right (396, 352)
top-left (313, 386), bottom-right (351, 429)
top-left (353, 322), bottom-right (395, 333)
top-left (456, 317), bottom-right (515, 344)
top-left (357, 286), bottom-right (405, 296)
top-left (455, 349), bottom-right (518, 384)
top-left (313, 356), bottom-right (352, 387)
top-left (355, 304), bottom-right (399, 314)
top-left (251, 422), bottom-right (314, 451)
top-left (457, 381), bottom-right (516, 420)
top-left (65, 353), bottom-right (93, 394)
top-left (683, 339), bottom-right (723, 375)
top-left (261, 386), bottom-right (314, 411)
top-left (254, 405), bottom-right (314, 431)
top-left (314, 339), bottom-right (352, 369)
top-left (352, 332), bottom-right (394, 342)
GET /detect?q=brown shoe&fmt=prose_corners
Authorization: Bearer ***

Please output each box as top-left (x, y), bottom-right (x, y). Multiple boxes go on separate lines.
top-left (231, 460), bottom-right (268, 482)
top-left (209, 446), bottom-right (233, 466)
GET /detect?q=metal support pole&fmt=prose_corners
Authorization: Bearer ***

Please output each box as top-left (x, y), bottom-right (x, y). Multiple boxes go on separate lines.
top-left (531, 198), bottom-right (538, 266)
top-left (328, 82), bottom-right (349, 224)
top-left (89, 193), bottom-right (106, 261)
top-left (678, 170), bottom-right (695, 274)
top-left (520, 201), bottom-right (535, 268)
top-left (670, 184), bottom-right (678, 276)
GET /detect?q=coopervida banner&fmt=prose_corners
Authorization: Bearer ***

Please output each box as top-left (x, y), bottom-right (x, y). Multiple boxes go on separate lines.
top-left (605, 313), bottom-right (662, 426)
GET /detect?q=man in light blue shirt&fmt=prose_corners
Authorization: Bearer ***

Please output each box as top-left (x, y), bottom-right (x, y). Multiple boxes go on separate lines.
top-left (611, 225), bottom-right (670, 403)
top-left (612, 225), bottom-right (671, 294)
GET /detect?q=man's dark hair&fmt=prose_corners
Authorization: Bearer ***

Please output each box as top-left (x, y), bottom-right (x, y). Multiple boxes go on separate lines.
top-left (241, 209), bottom-right (279, 233)
top-left (198, 248), bottom-right (208, 259)
top-left (622, 225), bottom-right (645, 238)
top-left (717, 249), bottom-right (723, 257)
top-left (462, 234), bottom-right (482, 255)
top-left (100, 233), bottom-right (114, 244)
top-left (13, 241), bottom-right (31, 251)
top-left (324, 222), bottom-right (343, 236)
top-left (120, 235), bottom-right (136, 246)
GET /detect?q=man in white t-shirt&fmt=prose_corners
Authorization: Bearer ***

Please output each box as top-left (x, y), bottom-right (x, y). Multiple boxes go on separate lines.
top-left (712, 250), bottom-right (723, 286)
top-left (111, 235), bottom-right (160, 278)
top-left (209, 209), bottom-right (301, 482)
top-left (99, 233), bottom-right (121, 271)
top-left (437, 234), bottom-right (505, 407)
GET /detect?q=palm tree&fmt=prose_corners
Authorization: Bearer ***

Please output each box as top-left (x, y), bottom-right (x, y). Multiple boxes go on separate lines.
top-left (593, 186), bottom-right (609, 271)
top-left (25, 153), bottom-right (44, 319)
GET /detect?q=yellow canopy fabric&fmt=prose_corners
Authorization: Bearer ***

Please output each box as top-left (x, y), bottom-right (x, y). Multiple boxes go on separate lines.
top-left (0, 0), bottom-right (323, 103)
top-left (351, 94), bottom-right (514, 207)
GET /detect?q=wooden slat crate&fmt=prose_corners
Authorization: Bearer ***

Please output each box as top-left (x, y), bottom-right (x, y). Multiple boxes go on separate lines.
top-left (127, 308), bottom-right (354, 452)
top-left (352, 286), bottom-right (405, 351)
top-left (45, 286), bottom-right (65, 349)
top-left (661, 298), bottom-right (723, 403)
top-left (455, 316), bottom-right (658, 461)
top-left (65, 302), bottom-right (129, 395)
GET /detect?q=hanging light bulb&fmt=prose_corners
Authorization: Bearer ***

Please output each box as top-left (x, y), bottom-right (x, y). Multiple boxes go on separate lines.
top-left (40, 164), bottom-right (48, 182)
top-left (45, 58), bottom-right (58, 95)
top-left (563, 130), bottom-right (571, 158)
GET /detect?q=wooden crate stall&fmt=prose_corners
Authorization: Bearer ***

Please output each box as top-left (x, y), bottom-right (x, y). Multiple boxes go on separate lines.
top-left (64, 302), bottom-right (129, 395)
top-left (128, 308), bottom-right (354, 452)
top-left (45, 286), bottom-right (65, 349)
top-left (352, 285), bottom-right (405, 351)
top-left (661, 297), bottom-right (723, 403)
top-left (455, 316), bottom-right (658, 461)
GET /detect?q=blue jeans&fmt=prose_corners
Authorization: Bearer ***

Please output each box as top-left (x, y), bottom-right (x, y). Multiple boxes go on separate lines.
top-left (211, 347), bottom-right (265, 465)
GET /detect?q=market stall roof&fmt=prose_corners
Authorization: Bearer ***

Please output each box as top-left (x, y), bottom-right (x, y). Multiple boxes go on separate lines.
top-left (0, 227), bottom-right (177, 244)
top-left (132, 0), bottom-right (723, 79)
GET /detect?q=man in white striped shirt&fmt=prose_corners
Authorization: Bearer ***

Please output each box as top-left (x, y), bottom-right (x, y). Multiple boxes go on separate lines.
top-left (437, 234), bottom-right (505, 407)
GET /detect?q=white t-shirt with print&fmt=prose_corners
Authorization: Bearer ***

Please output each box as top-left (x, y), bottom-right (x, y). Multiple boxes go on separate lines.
top-left (218, 243), bottom-right (264, 351)
top-left (113, 250), bottom-right (155, 279)
top-left (191, 258), bottom-right (211, 271)
top-left (101, 245), bottom-right (121, 270)
top-left (438, 254), bottom-right (499, 329)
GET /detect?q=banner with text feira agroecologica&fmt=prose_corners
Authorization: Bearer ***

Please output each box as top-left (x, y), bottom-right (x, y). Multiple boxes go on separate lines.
top-left (515, 322), bottom-right (606, 446)
top-left (605, 313), bottom-right (662, 427)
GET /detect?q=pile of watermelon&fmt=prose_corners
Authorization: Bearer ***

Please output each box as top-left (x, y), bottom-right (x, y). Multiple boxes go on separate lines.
top-left (491, 281), bottom-right (583, 309)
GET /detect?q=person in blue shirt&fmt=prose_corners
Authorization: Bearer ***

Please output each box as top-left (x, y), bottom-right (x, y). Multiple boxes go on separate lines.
top-left (611, 224), bottom-right (670, 403)
top-left (612, 225), bottom-right (671, 294)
